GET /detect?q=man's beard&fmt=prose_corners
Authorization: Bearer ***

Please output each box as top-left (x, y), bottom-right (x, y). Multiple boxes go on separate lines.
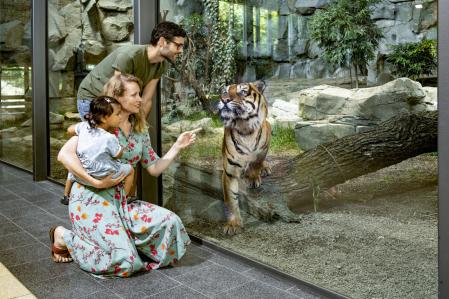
top-left (161, 52), bottom-right (176, 63)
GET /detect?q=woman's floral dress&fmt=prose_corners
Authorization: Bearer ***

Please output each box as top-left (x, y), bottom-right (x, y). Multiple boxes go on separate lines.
top-left (63, 128), bottom-right (190, 277)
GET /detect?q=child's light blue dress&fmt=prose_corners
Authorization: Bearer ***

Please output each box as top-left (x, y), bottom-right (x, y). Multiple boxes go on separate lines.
top-left (68, 122), bottom-right (132, 185)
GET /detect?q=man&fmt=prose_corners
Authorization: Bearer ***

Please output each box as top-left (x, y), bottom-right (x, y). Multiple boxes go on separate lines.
top-left (77, 21), bottom-right (186, 119)
top-left (61, 21), bottom-right (186, 205)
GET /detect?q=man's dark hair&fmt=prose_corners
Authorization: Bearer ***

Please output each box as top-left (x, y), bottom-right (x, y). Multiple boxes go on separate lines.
top-left (149, 21), bottom-right (186, 46)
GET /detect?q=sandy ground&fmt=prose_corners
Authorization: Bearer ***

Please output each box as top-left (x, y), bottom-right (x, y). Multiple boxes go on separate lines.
top-left (185, 154), bottom-right (438, 299)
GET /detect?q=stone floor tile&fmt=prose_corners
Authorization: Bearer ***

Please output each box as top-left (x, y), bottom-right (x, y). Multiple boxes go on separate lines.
top-left (175, 264), bottom-right (251, 297)
top-left (0, 243), bottom-right (48, 267)
top-left (209, 252), bottom-right (254, 273)
top-left (0, 221), bottom-right (21, 236)
top-left (0, 186), bottom-right (21, 201)
top-left (78, 290), bottom-right (122, 299)
top-left (214, 280), bottom-right (300, 299)
top-left (11, 213), bottom-right (60, 228)
top-left (287, 286), bottom-right (327, 299)
top-left (240, 268), bottom-right (296, 290)
top-left (98, 270), bottom-right (180, 298)
top-left (146, 285), bottom-right (210, 298)
top-left (8, 258), bottom-right (77, 286)
top-left (27, 272), bottom-right (106, 299)
top-left (159, 250), bottom-right (213, 278)
top-left (1, 206), bottom-right (49, 220)
top-left (0, 231), bottom-right (37, 251)
top-left (0, 198), bottom-right (33, 213)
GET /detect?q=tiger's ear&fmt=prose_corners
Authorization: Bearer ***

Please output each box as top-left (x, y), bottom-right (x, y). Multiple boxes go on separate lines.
top-left (253, 80), bottom-right (266, 94)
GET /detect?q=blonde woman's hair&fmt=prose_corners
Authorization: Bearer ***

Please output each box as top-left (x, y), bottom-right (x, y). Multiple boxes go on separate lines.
top-left (103, 73), bottom-right (147, 133)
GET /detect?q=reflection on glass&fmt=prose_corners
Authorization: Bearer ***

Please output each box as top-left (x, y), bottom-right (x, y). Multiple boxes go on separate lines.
top-left (0, 0), bottom-right (32, 170)
top-left (161, 1), bottom-right (438, 298)
top-left (47, 0), bottom-right (134, 183)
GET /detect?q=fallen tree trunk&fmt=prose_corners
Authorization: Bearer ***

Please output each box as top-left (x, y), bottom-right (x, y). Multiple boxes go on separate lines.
top-left (241, 110), bottom-right (438, 222)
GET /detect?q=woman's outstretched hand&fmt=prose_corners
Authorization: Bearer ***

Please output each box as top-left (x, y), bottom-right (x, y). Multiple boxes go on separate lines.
top-left (175, 128), bottom-right (201, 150)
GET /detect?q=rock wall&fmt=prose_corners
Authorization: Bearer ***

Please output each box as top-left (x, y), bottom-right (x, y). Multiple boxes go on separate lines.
top-left (165, 0), bottom-right (436, 84)
top-left (1, 0), bottom-right (437, 90)
top-left (1, 0), bottom-right (133, 76)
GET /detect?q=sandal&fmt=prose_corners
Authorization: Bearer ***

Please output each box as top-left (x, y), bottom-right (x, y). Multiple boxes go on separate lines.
top-left (49, 226), bottom-right (72, 263)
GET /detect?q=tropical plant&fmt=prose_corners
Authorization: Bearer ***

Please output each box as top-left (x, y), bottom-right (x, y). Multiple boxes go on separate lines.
top-left (167, 0), bottom-right (237, 112)
top-left (309, 0), bottom-right (383, 88)
top-left (386, 39), bottom-right (437, 80)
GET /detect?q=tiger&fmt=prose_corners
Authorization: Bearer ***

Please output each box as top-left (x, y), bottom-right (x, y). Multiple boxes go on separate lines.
top-left (217, 80), bottom-right (272, 235)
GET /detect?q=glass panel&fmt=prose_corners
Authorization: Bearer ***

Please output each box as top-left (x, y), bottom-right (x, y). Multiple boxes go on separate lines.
top-left (0, 0), bottom-right (32, 170)
top-left (161, 1), bottom-right (438, 298)
top-left (47, 0), bottom-right (134, 183)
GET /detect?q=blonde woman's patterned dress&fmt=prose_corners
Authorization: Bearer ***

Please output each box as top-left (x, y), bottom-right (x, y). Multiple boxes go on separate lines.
top-left (63, 128), bottom-right (190, 277)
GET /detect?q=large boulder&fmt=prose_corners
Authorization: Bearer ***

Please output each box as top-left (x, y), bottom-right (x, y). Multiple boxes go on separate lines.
top-left (422, 87), bottom-right (437, 111)
top-left (295, 121), bottom-right (355, 150)
top-left (299, 78), bottom-right (426, 121)
top-left (98, 0), bottom-right (132, 11)
top-left (101, 14), bottom-right (133, 41)
top-left (292, 60), bottom-right (308, 79)
top-left (395, 2), bottom-right (414, 23)
top-left (60, 1), bottom-right (82, 29)
top-left (298, 85), bottom-right (354, 120)
top-left (294, 78), bottom-right (433, 150)
top-left (52, 29), bottom-right (82, 71)
top-left (294, 0), bottom-right (329, 15)
top-left (0, 20), bottom-right (24, 50)
top-left (84, 39), bottom-right (106, 57)
top-left (412, 0), bottom-right (437, 32)
top-left (269, 99), bottom-right (302, 127)
top-left (370, 0), bottom-right (395, 20)
top-left (353, 77), bottom-right (426, 121)
top-left (48, 3), bottom-right (67, 47)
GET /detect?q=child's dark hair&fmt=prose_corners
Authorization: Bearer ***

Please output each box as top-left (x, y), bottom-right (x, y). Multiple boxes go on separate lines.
top-left (84, 96), bottom-right (120, 128)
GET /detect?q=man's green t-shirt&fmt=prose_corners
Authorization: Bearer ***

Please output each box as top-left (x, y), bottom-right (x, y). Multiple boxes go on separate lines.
top-left (77, 45), bottom-right (167, 100)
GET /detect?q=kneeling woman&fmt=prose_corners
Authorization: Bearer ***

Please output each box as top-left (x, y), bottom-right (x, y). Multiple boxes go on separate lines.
top-left (52, 74), bottom-right (198, 277)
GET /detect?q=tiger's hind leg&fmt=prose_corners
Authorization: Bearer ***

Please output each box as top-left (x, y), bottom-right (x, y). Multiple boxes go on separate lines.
top-left (222, 172), bottom-right (243, 235)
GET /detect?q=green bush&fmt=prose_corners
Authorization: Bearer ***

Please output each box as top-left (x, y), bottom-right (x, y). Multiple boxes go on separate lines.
top-left (270, 125), bottom-right (301, 154)
top-left (386, 39), bottom-right (437, 80)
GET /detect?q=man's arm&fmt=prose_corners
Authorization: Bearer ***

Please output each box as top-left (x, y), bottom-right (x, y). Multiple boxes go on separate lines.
top-left (142, 79), bottom-right (159, 119)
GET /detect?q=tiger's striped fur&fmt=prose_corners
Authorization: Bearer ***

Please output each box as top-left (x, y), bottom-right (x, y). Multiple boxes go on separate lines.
top-left (218, 81), bottom-right (272, 235)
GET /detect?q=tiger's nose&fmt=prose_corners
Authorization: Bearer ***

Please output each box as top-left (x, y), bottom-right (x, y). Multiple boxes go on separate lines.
top-left (221, 94), bottom-right (231, 103)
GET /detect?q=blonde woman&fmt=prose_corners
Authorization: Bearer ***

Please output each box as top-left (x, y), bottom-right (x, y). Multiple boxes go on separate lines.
top-left (51, 74), bottom-right (198, 277)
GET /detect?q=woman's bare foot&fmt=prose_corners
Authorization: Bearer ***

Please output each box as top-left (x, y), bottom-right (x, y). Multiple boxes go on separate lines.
top-left (51, 226), bottom-right (73, 263)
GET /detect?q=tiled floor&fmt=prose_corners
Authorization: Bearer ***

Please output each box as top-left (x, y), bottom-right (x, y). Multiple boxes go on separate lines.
top-left (0, 162), bottom-right (330, 299)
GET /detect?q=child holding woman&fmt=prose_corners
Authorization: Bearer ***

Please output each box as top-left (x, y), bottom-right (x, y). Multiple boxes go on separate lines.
top-left (61, 96), bottom-right (134, 204)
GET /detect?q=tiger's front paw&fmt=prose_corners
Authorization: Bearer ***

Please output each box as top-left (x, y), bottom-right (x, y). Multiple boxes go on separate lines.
top-left (261, 162), bottom-right (272, 177)
top-left (223, 218), bottom-right (243, 235)
top-left (247, 176), bottom-right (262, 189)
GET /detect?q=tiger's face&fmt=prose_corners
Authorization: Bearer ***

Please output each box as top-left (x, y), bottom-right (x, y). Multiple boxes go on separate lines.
top-left (217, 81), bottom-right (267, 130)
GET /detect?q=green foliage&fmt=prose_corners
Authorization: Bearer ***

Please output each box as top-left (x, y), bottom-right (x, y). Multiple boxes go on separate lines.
top-left (309, 0), bottom-right (383, 86)
top-left (270, 125), bottom-right (301, 154)
top-left (184, 111), bottom-right (222, 128)
top-left (171, 1), bottom-right (238, 98)
top-left (179, 131), bottom-right (222, 161)
top-left (386, 39), bottom-right (437, 80)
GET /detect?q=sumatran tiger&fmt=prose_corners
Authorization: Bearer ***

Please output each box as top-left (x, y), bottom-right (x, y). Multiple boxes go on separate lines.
top-left (217, 81), bottom-right (272, 235)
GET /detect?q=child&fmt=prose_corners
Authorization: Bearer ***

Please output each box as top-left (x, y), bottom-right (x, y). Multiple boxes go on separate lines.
top-left (61, 96), bottom-right (134, 205)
